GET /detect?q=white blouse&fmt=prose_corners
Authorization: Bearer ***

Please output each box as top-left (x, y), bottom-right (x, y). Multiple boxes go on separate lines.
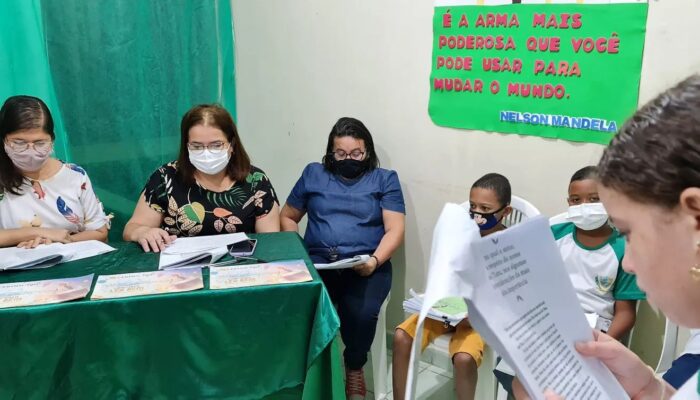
top-left (672, 371), bottom-right (699, 399)
top-left (0, 162), bottom-right (108, 233)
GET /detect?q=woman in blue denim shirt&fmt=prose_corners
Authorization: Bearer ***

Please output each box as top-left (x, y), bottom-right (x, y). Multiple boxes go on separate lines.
top-left (281, 117), bottom-right (405, 400)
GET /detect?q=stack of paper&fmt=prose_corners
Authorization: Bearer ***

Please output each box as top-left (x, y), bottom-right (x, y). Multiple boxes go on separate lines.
top-left (0, 274), bottom-right (94, 308)
top-left (403, 289), bottom-right (467, 327)
top-left (158, 233), bottom-right (249, 269)
top-left (0, 241), bottom-right (116, 271)
top-left (314, 255), bottom-right (370, 270)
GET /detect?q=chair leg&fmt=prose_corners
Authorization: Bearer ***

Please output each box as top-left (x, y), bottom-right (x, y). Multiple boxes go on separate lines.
top-left (371, 295), bottom-right (390, 400)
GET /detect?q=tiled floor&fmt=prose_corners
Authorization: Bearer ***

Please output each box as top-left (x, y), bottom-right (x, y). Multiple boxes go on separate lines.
top-left (363, 351), bottom-right (457, 400)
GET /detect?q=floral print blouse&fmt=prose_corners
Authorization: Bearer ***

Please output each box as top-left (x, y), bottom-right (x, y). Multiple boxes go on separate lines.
top-left (143, 161), bottom-right (278, 236)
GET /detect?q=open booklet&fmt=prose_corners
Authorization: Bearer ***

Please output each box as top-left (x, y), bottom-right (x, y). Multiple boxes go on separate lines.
top-left (158, 233), bottom-right (249, 270)
top-left (0, 240), bottom-right (116, 271)
top-left (314, 255), bottom-right (370, 270)
top-left (405, 204), bottom-right (629, 400)
top-left (403, 289), bottom-right (467, 327)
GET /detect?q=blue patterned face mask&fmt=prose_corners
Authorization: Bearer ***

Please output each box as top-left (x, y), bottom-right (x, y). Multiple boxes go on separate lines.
top-left (469, 205), bottom-right (506, 231)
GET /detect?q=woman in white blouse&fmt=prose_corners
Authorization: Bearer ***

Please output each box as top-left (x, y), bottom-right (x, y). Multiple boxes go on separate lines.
top-left (0, 95), bottom-right (109, 248)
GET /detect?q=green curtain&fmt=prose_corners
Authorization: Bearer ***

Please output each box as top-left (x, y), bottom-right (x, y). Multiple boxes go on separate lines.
top-left (1, 0), bottom-right (236, 240)
top-left (0, 0), bottom-right (71, 160)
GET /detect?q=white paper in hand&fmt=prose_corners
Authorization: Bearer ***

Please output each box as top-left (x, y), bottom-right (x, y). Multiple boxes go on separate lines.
top-left (314, 255), bottom-right (370, 270)
top-left (405, 203), bottom-right (480, 399)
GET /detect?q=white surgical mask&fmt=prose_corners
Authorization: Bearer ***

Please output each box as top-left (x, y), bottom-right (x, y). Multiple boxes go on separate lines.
top-left (189, 149), bottom-right (230, 175)
top-left (566, 203), bottom-right (609, 231)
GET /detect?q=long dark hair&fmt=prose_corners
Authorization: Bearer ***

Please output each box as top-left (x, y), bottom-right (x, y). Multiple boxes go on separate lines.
top-left (322, 117), bottom-right (380, 171)
top-left (598, 75), bottom-right (700, 208)
top-left (176, 104), bottom-right (251, 185)
top-left (0, 95), bottom-right (55, 194)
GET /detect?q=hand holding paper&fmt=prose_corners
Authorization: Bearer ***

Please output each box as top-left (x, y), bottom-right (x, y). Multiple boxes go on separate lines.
top-left (314, 255), bottom-right (370, 270)
top-left (405, 204), bottom-right (629, 400)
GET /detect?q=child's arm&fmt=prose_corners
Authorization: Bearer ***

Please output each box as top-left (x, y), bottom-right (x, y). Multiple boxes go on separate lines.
top-left (607, 300), bottom-right (637, 340)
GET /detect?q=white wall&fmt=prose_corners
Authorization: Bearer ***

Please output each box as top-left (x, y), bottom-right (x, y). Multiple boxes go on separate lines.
top-left (231, 0), bottom-right (700, 327)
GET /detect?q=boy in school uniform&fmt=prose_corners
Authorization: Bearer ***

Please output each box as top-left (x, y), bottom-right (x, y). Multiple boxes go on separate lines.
top-left (392, 173), bottom-right (513, 400)
top-left (552, 166), bottom-right (645, 339)
top-left (495, 166), bottom-right (645, 395)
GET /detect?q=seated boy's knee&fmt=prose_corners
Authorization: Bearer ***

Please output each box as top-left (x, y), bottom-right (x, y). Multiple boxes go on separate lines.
top-left (393, 329), bottom-right (414, 350)
top-left (453, 352), bottom-right (477, 369)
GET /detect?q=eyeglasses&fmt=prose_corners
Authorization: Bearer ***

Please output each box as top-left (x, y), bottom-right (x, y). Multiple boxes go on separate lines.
top-left (330, 149), bottom-right (365, 161)
top-left (187, 141), bottom-right (230, 154)
top-left (5, 140), bottom-right (52, 154)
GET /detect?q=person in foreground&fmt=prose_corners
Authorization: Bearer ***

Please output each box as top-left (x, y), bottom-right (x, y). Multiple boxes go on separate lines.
top-left (123, 104), bottom-right (279, 251)
top-left (393, 173), bottom-right (512, 400)
top-left (515, 75), bottom-right (700, 399)
top-left (280, 117), bottom-right (405, 400)
top-left (0, 95), bottom-right (109, 248)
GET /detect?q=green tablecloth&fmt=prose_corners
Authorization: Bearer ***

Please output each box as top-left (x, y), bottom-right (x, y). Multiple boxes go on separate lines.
top-left (0, 232), bottom-right (344, 400)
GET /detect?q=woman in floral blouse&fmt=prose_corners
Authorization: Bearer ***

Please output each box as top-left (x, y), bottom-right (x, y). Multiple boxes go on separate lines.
top-left (124, 104), bottom-right (279, 252)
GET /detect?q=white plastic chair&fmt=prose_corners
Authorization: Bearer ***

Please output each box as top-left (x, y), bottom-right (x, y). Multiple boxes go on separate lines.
top-left (370, 293), bottom-right (390, 400)
top-left (548, 211), bottom-right (568, 226)
top-left (655, 318), bottom-right (679, 374)
top-left (502, 195), bottom-right (541, 227)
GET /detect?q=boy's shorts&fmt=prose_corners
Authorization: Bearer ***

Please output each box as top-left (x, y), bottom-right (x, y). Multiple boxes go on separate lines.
top-left (396, 313), bottom-right (484, 366)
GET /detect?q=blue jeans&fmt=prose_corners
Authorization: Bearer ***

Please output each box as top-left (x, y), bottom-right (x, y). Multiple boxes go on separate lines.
top-left (663, 353), bottom-right (700, 389)
top-left (311, 253), bottom-right (392, 370)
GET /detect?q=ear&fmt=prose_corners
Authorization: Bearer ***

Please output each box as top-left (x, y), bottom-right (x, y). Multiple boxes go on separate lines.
top-left (503, 205), bottom-right (513, 217)
top-left (679, 187), bottom-right (700, 230)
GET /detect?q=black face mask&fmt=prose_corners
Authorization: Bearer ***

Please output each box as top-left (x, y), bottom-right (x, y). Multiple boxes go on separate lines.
top-left (331, 159), bottom-right (368, 179)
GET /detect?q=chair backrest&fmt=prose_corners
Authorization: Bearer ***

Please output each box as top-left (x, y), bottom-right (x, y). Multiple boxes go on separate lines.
top-left (460, 194), bottom-right (541, 227)
top-left (549, 211), bottom-right (569, 226)
top-left (655, 318), bottom-right (680, 373)
top-left (503, 195), bottom-right (541, 227)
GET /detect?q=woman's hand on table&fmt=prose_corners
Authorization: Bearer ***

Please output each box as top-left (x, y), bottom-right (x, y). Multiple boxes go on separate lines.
top-left (17, 228), bottom-right (72, 248)
top-left (134, 227), bottom-right (176, 252)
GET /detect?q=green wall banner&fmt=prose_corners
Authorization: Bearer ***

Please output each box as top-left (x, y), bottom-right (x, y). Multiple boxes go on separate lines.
top-left (428, 1), bottom-right (648, 145)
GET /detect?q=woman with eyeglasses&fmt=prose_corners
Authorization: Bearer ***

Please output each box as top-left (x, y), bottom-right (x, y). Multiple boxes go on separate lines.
top-left (0, 95), bottom-right (110, 248)
top-left (124, 104), bottom-right (279, 252)
top-left (280, 117), bottom-right (406, 400)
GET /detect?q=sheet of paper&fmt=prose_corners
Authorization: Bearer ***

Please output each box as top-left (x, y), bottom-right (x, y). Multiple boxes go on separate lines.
top-left (314, 255), bottom-right (370, 270)
top-left (405, 204), bottom-right (629, 400)
top-left (403, 292), bottom-right (467, 326)
top-left (160, 233), bottom-right (248, 255)
top-left (406, 203), bottom-right (481, 399)
top-left (466, 216), bottom-right (628, 399)
top-left (91, 268), bottom-right (203, 299)
top-left (158, 246), bottom-right (228, 269)
top-left (0, 274), bottom-right (94, 308)
top-left (0, 240), bottom-right (115, 270)
top-left (210, 259), bottom-right (312, 289)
